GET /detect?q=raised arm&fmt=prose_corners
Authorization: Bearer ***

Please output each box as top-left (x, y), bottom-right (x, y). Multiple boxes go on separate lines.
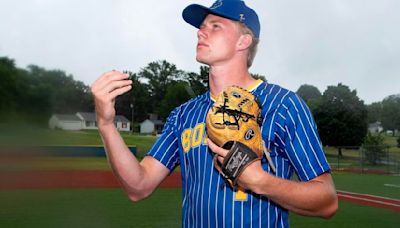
top-left (91, 71), bottom-right (170, 201)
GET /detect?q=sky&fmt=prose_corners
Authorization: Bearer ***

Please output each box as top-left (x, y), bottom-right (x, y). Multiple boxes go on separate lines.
top-left (0, 0), bottom-right (399, 104)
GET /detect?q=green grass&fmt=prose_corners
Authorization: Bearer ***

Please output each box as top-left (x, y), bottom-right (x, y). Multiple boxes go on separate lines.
top-left (0, 188), bottom-right (181, 228)
top-left (332, 172), bottom-right (400, 199)
top-left (290, 200), bottom-right (399, 228)
top-left (0, 129), bottom-right (157, 158)
top-left (0, 187), bottom-right (398, 228)
top-left (0, 157), bottom-right (111, 172)
top-left (0, 129), bottom-right (399, 227)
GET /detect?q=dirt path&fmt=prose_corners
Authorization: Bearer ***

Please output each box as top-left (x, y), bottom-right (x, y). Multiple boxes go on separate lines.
top-left (337, 190), bottom-right (400, 212)
top-left (1, 170), bottom-right (399, 213)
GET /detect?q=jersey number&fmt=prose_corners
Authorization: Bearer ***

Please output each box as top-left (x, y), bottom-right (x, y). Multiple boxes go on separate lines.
top-left (181, 123), bottom-right (206, 152)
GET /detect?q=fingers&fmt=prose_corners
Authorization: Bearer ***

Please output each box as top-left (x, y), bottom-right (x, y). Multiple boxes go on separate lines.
top-left (92, 70), bottom-right (130, 94)
top-left (207, 138), bottom-right (229, 158)
top-left (91, 70), bottom-right (132, 101)
top-left (109, 84), bottom-right (132, 98)
top-left (102, 79), bottom-right (132, 94)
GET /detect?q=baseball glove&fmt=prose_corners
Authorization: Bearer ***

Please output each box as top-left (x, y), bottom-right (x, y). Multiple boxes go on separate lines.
top-left (206, 86), bottom-right (275, 187)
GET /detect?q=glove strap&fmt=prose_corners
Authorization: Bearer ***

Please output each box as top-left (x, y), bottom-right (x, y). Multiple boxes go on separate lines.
top-left (221, 141), bottom-right (261, 186)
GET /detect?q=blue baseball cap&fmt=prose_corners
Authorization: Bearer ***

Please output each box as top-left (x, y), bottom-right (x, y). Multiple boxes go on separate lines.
top-left (182, 0), bottom-right (260, 38)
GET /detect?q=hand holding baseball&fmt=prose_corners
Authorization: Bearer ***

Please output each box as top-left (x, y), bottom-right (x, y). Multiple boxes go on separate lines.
top-left (91, 71), bottom-right (132, 127)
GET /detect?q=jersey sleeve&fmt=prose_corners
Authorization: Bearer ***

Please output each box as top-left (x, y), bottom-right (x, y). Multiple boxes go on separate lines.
top-left (282, 94), bottom-right (331, 181)
top-left (146, 108), bottom-right (180, 172)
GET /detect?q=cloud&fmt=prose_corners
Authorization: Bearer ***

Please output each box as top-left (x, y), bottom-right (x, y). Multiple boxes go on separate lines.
top-left (0, 0), bottom-right (398, 104)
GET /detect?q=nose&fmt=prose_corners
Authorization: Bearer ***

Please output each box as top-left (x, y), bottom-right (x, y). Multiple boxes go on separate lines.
top-left (197, 26), bottom-right (208, 39)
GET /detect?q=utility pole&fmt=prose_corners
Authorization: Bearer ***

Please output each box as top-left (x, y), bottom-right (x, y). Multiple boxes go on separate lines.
top-left (130, 103), bottom-right (134, 134)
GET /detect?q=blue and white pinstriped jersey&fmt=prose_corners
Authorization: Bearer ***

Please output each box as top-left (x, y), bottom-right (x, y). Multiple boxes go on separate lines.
top-left (147, 80), bottom-right (331, 228)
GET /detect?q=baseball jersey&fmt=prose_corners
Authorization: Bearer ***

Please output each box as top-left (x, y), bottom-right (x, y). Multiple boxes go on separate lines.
top-left (147, 79), bottom-right (331, 228)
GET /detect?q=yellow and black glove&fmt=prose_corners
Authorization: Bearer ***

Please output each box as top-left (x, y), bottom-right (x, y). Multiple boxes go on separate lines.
top-left (206, 86), bottom-right (274, 187)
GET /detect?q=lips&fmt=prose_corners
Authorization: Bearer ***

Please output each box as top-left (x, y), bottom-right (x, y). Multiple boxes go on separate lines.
top-left (197, 42), bottom-right (209, 48)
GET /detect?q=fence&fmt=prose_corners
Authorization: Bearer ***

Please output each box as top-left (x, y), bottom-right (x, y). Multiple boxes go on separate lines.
top-left (326, 146), bottom-right (400, 175)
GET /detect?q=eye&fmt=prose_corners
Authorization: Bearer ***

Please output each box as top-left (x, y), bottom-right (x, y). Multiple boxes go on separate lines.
top-left (212, 24), bottom-right (221, 29)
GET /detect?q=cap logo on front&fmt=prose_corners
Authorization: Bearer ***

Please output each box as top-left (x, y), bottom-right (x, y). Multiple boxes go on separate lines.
top-left (239, 14), bottom-right (245, 22)
top-left (210, 0), bottom-right (223, 9)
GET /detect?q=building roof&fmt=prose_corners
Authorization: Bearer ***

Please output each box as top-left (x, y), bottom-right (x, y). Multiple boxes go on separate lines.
top-left (115, 115), bottom-right (129, 123)
top-left (152, 120), bottom-right (164, 125)
top-left (77, 112), bottom-right (129, 123)
top-left (141, 119), bottom-right (164, 125)
top-left (54, 114), bottom-right (81, 121)
top-left (77, 112), bottom-right (96, 121)
top-left (369, 121), bottom-right (382, 128)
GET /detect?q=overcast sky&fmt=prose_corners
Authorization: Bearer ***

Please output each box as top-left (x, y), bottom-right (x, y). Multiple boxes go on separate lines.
top-left (1, 0), bottom-right (399, 104)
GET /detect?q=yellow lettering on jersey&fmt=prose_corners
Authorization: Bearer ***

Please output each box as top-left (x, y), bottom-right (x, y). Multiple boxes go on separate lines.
top-left (182, 128), bottom-right (192, 153)
top-left (181, 123), bottom-right (208, 152)
top-left (191, 123), bottom-right (205, 148)
top-left (235, 188), bottom-right (248, 201)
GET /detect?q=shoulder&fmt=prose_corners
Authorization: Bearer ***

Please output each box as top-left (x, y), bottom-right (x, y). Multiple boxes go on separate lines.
top-left (166, 92), bottom-right (210, 122)
top-left (253, 82), bottom-right (301, 112)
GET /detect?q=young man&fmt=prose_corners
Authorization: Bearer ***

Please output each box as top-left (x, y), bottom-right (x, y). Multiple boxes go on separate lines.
top-left (91, 0), bottom-right (338, 227)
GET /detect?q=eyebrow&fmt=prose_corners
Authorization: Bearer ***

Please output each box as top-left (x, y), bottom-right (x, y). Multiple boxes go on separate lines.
top-left (202, 18), bottom-right (226, 26)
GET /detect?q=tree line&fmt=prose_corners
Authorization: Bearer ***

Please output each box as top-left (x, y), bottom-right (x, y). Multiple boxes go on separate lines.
top-left (1, 56), bottom-right (399, 148)
top-left (0, 57), bottom-right (93, 124)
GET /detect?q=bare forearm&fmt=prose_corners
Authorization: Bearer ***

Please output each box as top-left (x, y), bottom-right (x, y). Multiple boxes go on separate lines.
top-left (98, 124), bottom-right (149, 199)
top-left (254, 173), bottom-right (338, 218)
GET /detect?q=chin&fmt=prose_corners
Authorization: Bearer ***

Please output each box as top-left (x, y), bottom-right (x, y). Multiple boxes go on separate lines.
top-left (196, 56), bottom-right (210, 65)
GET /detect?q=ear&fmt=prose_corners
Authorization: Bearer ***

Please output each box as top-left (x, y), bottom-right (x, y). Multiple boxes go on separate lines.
top-left (236, 34), bottom-right (253, 51)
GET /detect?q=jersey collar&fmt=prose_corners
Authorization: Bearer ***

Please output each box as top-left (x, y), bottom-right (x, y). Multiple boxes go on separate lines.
top-left (210, 79), bottom-right (264, 102)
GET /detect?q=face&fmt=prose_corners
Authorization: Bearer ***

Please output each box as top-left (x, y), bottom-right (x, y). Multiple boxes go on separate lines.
top-left (196, 14), bottom-right (243, 66)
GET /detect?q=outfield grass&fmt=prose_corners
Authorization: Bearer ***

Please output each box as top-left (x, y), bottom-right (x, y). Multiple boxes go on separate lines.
top-left (290, 200), bottom-right (399, 228)
top-left (1, 130), bottom-right (399, 227)
top-left (0, 188), bottom-right (182, 228)
top-left (0, 187), bottom-right (398, 228)
top-left (332, 172), bottom-right (400, 199)
top-left (0, 157), bottom-right (111, 172)
top-left (0, 129), bottom-right (157, 159)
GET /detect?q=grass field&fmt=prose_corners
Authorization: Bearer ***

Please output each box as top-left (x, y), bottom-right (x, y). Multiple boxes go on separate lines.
top-left (0, 186), bottom-right (398, 228)
top-left (1, 129), bottom-right (399, 227)
top-left (0, 188), bottom-right (182, 228)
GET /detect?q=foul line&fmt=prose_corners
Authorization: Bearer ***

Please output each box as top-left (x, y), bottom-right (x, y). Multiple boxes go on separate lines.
top-left (337, 190), bottom-right (400, 212)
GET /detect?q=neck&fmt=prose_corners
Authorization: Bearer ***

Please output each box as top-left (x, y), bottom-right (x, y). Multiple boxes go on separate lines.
top-left (208, 62), bottom-right (255, 96)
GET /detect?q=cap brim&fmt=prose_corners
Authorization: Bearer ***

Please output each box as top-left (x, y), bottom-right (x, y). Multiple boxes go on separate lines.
top-left (182, 4), bottom-right (210, 29)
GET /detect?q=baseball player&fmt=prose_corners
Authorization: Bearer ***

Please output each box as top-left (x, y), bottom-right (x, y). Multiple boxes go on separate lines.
top-left (91, 0), bottom-right (338, 227)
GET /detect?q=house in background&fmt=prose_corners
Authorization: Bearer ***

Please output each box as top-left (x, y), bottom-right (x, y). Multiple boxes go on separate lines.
top-left (140, 119), bottom-right (164, 134)
top-left (49, 112), bottom-right (130, 132)
top-left (140, 114), bottom-right (164, 134)
top-left (114, 115), bottom-right (131, 132)
top-left (368, 121), bottom-right (383, 133)
top-left (76, 112), bottom-right (98, 130)
top-left (49, 114), bottom-right (83, 130)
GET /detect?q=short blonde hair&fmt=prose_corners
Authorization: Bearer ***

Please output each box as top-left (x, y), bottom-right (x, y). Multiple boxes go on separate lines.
top-left (236, 22), bottom-right (259, 68)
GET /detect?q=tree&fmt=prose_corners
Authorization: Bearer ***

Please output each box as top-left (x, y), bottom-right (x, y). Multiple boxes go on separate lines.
top-left (115, 72), bottom-right (151, 123)
top-left (0, 57), bottom-right (18, 115)
top-left (362, 132), bottom-right (387, 165)
top-left (366, 102), bottom-right (382, 124)
top-left (138, 60), bottom-right (183, 114)
top-left (296, 84), bottom-right (322, 114)
top-left (199, 65), bottom-right (209, 88)
top-left (397, 135), bottom-right (400, 148)
top-left (183, 71), bottom-right (208, 96)
top-left (24, 65), bottom-right (93, 115)
top-left (296, 84), bottom-right (322, 102)
top-left (381, 94), bottom-right (400, 136)
top-left (314, 83), bottom-right (368, 156)
top-left (159, 81), bottom-right (192, 119)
